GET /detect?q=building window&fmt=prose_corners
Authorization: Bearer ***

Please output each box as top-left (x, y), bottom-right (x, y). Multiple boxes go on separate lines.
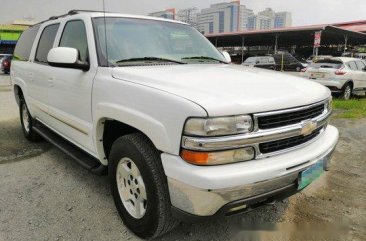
top-left (219, 11), bottom-right (224, 33)
top-left (209, 22), bottom-right (214, 34)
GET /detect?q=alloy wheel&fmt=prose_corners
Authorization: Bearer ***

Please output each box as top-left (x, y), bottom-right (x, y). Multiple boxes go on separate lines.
top-left (116, 157), bottom-right (147, 219)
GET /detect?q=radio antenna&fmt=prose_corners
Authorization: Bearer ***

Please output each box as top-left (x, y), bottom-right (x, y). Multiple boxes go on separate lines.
top-left (102, 0), bottom-right (109, 66)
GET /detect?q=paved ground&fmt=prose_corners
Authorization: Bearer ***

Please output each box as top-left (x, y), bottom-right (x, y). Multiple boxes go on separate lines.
top-left (0, 73), bottom-right (365, 241)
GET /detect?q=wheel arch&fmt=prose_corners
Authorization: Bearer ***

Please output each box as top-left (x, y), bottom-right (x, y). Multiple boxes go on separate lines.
top-left (343, 80), bottom-right (354, 89)
top-left (13, 84), bottom-right (24, 105)
top-left (93, 107), bottom-right (173, 166)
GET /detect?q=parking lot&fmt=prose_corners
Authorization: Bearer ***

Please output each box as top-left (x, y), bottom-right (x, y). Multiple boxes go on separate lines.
top-left (0, 73), bottom-right (365, 241)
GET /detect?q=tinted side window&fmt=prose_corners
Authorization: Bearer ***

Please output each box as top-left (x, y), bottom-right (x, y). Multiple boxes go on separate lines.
top-left (347, 61), bottom-right (358, 71)
top-left (59, 20), bottom-right (88, 62)
top-left (35, 24), bottom-right (60, 63)
top-left (13, 25), bottom-right (40, 61)
top-left (355, 60), bottom-right (366, 70)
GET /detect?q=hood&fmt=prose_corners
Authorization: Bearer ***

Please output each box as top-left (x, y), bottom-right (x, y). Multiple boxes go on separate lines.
top-left (112, 64), bottom-right (330, 116)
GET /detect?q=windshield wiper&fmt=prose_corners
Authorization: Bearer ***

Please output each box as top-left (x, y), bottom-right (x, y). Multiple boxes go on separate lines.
top-left (181, 56), bottom-right (227, 63)
top-left (116, 57), bottom-right (186, 65)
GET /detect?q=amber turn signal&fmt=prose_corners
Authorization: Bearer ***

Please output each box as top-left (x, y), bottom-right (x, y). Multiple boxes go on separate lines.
top-left (181, 147), bottom-right (255, 166)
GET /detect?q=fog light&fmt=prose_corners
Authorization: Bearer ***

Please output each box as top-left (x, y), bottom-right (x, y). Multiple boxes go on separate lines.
top-left (181, 147), bottom-right (255, 165)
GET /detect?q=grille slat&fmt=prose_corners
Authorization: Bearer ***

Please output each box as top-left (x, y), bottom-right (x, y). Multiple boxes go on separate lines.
top-left (258, 104), bottom-right (325, 129)
top-left (259, 128), bottom-right (322, 154)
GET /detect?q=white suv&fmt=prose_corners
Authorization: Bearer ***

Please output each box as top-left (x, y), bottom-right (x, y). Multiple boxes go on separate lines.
top-left (303, 57), bottom-right (366, 99)
top-left (11, 10), bottom-right (339, 239)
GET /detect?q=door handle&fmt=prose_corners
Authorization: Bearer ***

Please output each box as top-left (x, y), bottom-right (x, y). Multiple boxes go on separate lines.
top-left (48, 77), bottom-right (54, 87)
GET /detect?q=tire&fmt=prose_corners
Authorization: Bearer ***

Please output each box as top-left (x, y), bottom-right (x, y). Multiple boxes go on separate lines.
top-left (109, 133), bottom-right (178, 239)
top-left (296, 66), bottom-right (301, 72)
top-left (19, 98), bottom-right (41, 141)
top-left (341, 83), bottom-right (352, 100)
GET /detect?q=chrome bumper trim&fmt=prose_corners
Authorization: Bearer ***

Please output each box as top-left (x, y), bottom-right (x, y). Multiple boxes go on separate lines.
top-left (169, 145), bottom-right (336, 216)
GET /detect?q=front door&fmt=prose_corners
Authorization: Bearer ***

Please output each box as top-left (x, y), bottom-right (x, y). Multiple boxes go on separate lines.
top-left (46, 19), bottom-right (97, 154)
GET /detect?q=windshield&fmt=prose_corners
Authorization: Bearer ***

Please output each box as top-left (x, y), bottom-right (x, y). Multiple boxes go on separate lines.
top-left (310, 59), bottom-right (343, 69)
top-left (92, 17), bottom-right (227, 66)
top-left (244, 57), bottom-right (259, 64)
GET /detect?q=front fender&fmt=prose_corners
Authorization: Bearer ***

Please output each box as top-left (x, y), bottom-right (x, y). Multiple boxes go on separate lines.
top-left (92, 73), bottom-right (207, 165)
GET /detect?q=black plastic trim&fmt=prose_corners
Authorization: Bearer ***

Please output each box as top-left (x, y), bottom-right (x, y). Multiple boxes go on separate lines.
top-left (33, 121), bottom-right (107, 175)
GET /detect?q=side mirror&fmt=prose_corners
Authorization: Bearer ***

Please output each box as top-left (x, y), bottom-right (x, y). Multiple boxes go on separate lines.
top-left (47, 47), bottom-right (89, 71)
top-left (255, 61), bottom-right (260, 64)
top-left (221, 51), bottom-right (231, 63)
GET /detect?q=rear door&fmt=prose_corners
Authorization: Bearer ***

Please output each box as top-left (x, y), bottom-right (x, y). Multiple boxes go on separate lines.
top-left (29, 23), bottom-right (60, 121)
top-left (46, 19), bottom-right (97, 153)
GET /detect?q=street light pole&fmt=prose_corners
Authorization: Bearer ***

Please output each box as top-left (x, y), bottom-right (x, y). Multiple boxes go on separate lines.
top-left (344, 35), bottom-right (348, 53)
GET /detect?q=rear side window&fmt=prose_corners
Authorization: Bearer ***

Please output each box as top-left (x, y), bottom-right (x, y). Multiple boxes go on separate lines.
top-left (355, 60), bottom-right (366, 70)
top-left (347, 61), bottom-right (358, 71)
top-left (59, 20), bottom-right (89, 62)
top-left (13, 25), bottom-right (40, 61)
top-left (35, 24), bottom-right (60, 63)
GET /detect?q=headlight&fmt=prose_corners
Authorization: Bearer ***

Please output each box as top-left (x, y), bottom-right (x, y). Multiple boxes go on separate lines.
top-left (184, 115), bottom-right (253, 136)
top-left (325, 97), bottom-right (333, 112)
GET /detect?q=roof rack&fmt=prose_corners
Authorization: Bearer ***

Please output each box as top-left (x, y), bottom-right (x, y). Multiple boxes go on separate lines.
top-left (68, 9), bottom-right (107, 15)
top-left (36, 9), bottom-right (105, 25)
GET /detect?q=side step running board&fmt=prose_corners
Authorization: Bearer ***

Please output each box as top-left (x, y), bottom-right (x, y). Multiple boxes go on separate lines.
top-left (33, 122), bottom-right (107, 176)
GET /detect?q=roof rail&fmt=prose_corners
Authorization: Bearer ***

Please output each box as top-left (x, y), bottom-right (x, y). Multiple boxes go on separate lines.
top-left (68, 9), bottom-right (106, 15)
top-left (37, 9), bottom-right (105, 25)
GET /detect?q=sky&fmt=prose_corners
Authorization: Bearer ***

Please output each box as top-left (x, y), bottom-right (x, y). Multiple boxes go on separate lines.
top-left (0, 0), bottom-right (365, 26)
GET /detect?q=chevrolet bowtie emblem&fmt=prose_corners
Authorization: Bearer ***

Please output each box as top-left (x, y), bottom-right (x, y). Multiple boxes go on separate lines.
top-left (300, 120), bottom-right (317, 136)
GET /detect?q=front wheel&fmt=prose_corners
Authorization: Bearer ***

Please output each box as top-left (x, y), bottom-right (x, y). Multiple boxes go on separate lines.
top-left (341, 83), bottom-right (352, 100)
top-left (109, 133), bottom-right (178, 239)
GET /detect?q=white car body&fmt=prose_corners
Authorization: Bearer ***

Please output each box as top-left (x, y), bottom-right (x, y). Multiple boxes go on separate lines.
top-left (11, 11), bottom-right (338, 223)
top-left (303, 57), bottom-right (366, 96)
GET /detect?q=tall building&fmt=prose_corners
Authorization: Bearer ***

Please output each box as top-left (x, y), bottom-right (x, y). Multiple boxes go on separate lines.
top-left (247, 14), bottom-right (273, 30)
top-left (239, 5), bottom-right (254, 31)
top-left (197, 1), bottom-right (241, 34)
top-left (148, 9), bottom-right (176, 20)
top-left (177, 8), bottom-right (199, 27)
top-left (246, 7), bottom-right (292, 30)
top-left (275, 12), bottom-right (292, 28)
top-left (148, 2), bottom-right (292, 33)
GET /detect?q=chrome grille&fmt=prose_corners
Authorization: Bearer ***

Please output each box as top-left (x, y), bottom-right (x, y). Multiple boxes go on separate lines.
top-left (257, 103), bottom-right (325, 130)
top-left (259, 127), bottom-right (323, 154)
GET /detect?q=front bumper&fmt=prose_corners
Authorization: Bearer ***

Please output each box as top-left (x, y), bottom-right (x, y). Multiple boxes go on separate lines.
top-left (161, 125), bottom-right (338, 218)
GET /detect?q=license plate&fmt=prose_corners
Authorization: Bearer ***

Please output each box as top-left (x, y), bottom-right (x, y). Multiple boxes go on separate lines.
top-left (298, 160), bottom-right (324, 190)
top-left (310, 73), bottom-right (325, 78)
